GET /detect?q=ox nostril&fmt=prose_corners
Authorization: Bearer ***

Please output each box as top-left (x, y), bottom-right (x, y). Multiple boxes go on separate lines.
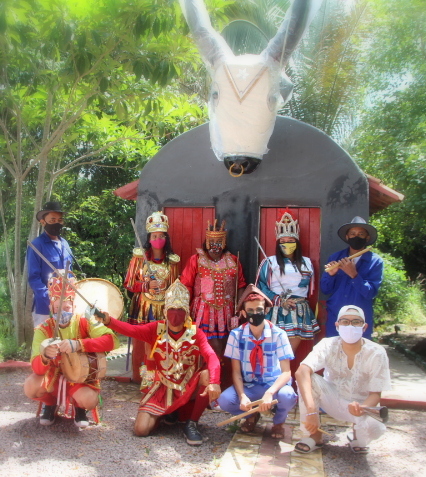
top-left (224, 156), bottom-right (262, 175)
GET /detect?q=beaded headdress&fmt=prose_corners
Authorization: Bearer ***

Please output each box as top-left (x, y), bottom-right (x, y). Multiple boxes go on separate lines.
top-left (146, 211), bottom-right (169, 234)
top-left (205, 219), bottom-right (227, 249)
top-left (47, 272), bottom-right (76, 302)
top-left (275, 209), bottom-right (299, 240)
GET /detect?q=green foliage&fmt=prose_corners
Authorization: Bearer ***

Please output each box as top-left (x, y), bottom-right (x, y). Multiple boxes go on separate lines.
top-left (0, 315), bottom-right (29, 361)
top-left (374, 253), bottom-right (426, 332)
top-left (64, 191), bottom-right (136, 288)
top-left (350, 0), bottom-right (426, 279)
top-left (0, 0), bottom-right (209, 344)
top-left (284, 0), bottom-right (371, 141)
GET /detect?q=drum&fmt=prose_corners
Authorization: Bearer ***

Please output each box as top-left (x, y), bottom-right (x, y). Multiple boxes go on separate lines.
top-left (73, 278), bottom-right (124, 320)
top-left (61, 352), bottom-right (107, 383)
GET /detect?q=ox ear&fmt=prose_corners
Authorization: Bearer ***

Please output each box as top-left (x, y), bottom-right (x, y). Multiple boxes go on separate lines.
top-left (180, 0), bottom-right (235, 69)
top-left (262, 0), bottom-right (323, 65)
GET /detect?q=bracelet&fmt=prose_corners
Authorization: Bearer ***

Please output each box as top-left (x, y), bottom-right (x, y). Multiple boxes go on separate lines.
top-left (306, 412), bottom-right (318, 416)
top-left (68, 339), bottom-right (74, 353)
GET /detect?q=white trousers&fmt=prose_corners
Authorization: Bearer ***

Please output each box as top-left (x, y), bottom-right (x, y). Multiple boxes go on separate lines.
top-left (297, 373), bottom-right (386, 447)
top-left (32, 312), bottom-right (49, 328)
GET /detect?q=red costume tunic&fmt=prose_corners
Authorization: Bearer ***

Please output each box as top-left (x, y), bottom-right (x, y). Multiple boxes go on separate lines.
top-left (30, 315), bottom-right (119, 421)
top-left (123, 248), bottom-right (180, 382)
top-left (107, 318), bottom-right (221, 416)
top-left (180, 249), bottom-right (246, 339)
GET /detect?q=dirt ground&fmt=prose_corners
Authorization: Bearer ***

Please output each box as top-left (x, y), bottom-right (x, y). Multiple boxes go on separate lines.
top-left (0, 368), bottom-right (233, 477)
top-left (1, 367), bottom-right (426, 477)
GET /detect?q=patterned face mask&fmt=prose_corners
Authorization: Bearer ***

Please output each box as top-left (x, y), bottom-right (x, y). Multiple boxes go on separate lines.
top-left (280, 242), bottom-right (297, 255)
top-left (56, 311), bottom-right (73, 327)
top-left (209, 242), bottom-right (223, 254)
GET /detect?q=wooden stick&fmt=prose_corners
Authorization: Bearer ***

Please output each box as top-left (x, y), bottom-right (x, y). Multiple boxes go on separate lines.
top-left (301, 422), bottom-right (334, 437)
top-left (217, 399), bottom-right (278, 427)
top-left (324, 246), bottom-right (373, 272)
top-left (246, 398), bottom-right (264, 408)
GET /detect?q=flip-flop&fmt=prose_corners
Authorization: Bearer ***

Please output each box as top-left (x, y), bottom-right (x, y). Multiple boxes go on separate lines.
top-left (294, 437), bottom-right (324, 454)
top-left (347, 433), bottom-right (369, 454)
top-left (271, 423), bottom-right (285, 439)
top-left (240, 412), bottom-right (260, 433)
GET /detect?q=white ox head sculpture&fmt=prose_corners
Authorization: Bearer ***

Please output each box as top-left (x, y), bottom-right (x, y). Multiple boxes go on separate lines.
top-left (180, 0), bottom-right (322, 175)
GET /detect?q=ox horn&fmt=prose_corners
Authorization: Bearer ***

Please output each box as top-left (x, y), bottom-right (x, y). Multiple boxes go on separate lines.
top-left (262, 0), bottom-right (323, 65)
top-left (180, 0), bottom-right (234, 68)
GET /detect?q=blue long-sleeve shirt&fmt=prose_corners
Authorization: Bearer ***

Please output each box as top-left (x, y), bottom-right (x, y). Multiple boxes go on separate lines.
top-left (27, 231), bottom-right (74, 314)
top-left (320, 248), bottom-right (383, 339)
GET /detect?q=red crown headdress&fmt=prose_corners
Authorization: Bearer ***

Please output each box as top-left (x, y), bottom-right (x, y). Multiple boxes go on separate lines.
top-left (47, 272), bottom-right (76, 302)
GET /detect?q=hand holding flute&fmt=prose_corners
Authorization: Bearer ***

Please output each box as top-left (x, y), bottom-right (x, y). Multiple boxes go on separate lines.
top-left (324, 246), bottom-right (373, 276)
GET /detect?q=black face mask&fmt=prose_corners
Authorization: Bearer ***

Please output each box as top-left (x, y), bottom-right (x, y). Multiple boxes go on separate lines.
top-left (247, 312), bottom-right (265, 327)
top-left (347, 236), bottom-right (367, 250)
top-left (44, 222), bottom-right (63, 236)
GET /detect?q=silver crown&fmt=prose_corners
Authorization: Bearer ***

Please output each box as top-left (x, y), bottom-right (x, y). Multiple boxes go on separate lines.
top-left (275, 211), bottom-right (299, 240)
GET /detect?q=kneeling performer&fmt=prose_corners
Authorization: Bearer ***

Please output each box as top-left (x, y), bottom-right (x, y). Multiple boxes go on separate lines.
top-left (97, 279), bottom-right (221, 446)
top-left (24, 273), bottom-right (119, 427)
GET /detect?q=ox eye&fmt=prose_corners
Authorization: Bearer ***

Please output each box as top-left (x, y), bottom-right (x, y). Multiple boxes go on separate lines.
top-left (211, 83), bottom-right (220, 109)
top-left (268, 92), bottom-right (278, 111)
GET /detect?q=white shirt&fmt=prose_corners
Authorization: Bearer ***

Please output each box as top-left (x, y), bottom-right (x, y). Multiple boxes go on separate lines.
top-left (267, 255), bottom-right (313, 298)
top-left (301, 337), bottom-right (391, 403)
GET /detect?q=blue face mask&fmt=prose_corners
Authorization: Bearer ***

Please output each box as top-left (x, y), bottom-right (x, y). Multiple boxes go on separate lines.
top-left (56, 311), bottom-right (73, 327)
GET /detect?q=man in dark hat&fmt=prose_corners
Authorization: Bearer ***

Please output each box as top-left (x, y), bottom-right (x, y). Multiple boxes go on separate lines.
top-left (320, 217), bottom-right (383, 339)
top-left (27, 202), bottom-right (74, 327)
top-left (217, 284), bottom-right (297, 439)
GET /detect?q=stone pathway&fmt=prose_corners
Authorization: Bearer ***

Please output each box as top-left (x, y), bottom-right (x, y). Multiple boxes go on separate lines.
top-left (214, 408), bottom-right (351, 477)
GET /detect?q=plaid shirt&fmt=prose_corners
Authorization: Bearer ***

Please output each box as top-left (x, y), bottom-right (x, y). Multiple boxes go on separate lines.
top-left (224, 321), bottom-right (294, 386)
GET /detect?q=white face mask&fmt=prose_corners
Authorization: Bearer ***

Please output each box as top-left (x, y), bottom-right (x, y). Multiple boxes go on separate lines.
top-left (337, 325), bottom-right (364, 344)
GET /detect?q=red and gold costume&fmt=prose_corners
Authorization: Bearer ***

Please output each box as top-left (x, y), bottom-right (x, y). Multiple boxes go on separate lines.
top-left (29, 274), bottom-right (119, 422)
top-left (181, 249), bottom-right (246, 339)
top-left (123, 211), bottom-right (180, 382)
top-left (124, 248), bottom-right (180, 324)
top-left (107, 279), bottom-right (220, 419)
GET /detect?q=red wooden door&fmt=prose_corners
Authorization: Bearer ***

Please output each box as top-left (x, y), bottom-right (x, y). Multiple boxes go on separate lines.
top-left (164, 207), bottom-right (215, 275)
top-left (259, 207), bottom-right (324, 375)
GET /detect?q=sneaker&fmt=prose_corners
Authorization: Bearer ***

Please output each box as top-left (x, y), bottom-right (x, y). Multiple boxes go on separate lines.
top-left (163, 410), bottom-right (179, 426)
top-left (209, 400), bottom-right (222, 411)
top-left (183, 420), bottom-right (203, 446)
top-left (74, 407), bottom-right (89, 428)
top-left (40, 404), bottom-right (56, 426)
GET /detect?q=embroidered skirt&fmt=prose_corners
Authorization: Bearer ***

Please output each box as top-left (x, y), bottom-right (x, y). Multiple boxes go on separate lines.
top-left (268, 297), bottom-right (320, 339)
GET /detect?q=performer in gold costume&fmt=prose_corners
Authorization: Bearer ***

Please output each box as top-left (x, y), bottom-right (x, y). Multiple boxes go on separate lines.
top-left (123, 211), bottom-right (180, 382)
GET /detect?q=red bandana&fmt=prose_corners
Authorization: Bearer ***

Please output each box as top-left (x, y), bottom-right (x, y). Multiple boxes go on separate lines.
top-left (249, 338), bottom-right (265, 375)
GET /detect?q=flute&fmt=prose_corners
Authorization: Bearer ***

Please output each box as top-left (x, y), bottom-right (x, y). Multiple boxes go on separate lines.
top-left (324, 246), bottom-right (373, 272)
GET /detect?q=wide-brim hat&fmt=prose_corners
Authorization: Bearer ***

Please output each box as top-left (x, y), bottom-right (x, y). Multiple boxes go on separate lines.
top-left (36, 201), bottom-right (64, 221)
top-left (236, 283), bottom-right (273, 313)
top-left (337, 216), bottom-right (377, 245)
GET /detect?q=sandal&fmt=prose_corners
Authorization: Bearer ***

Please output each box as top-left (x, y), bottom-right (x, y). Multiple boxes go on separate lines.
top-left (347, 432), bottom-right (369, 454)
top-left (240, 412), bottom-right (260, 433)
top-left (271, 423), bottom-right (285, 439)
top-left (294, 437), bottom-right (324, 454)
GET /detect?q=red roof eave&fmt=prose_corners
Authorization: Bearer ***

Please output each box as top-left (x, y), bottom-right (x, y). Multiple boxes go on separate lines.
top-left (113, 180), bottom-right (139, 201)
